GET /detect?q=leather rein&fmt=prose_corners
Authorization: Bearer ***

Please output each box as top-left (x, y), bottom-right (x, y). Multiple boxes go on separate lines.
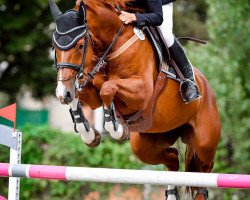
top-left (54, 22), bottom-right (126, 91)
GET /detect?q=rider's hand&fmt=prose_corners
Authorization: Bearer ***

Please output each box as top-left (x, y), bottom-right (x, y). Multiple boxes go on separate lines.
top-left (119, 11), bottom-right (137, 25)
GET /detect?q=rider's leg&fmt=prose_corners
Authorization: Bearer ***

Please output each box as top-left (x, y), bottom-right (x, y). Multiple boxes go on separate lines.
top-left (159, 3), bottom-right (200, 103)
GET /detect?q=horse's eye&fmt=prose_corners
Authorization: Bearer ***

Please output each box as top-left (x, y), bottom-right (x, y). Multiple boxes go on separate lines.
top-left (51, 44), bottom-right (55, 51)
top-left (78, 44), bottom-right (84, 50)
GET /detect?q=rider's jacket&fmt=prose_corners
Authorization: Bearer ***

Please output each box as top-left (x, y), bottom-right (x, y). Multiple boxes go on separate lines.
top-left (134, 0), bottom-right (175, 27)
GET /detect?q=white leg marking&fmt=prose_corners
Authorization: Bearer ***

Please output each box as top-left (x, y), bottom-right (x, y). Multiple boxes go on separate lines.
top-left (166, 185), bottom-right (178, 200)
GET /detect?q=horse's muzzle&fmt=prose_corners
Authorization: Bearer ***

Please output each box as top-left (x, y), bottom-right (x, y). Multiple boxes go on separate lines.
top-left (63, 91), bottom-right (73, 104)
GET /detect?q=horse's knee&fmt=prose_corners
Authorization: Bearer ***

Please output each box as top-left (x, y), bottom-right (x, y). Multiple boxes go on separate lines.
top-left (100, 81), bottom-right (118, 97)
top-left (100, 81), bottom-right (118, 105)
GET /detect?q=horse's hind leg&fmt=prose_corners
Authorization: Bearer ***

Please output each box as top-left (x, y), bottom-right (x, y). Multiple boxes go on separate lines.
top-left (184, 125), bottom-right (220, 200)
top-left (184, 100), bottom-right (221, 199)
top-left (185, 144), bottom-right (210, 200)
top-left (130, 131), bottom-right (180, 200)
top-left (130, 132), bottom-right (180, 169)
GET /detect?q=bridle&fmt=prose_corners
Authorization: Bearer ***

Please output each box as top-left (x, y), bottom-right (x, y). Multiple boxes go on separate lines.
top-left (53, 22), bottom-right (125, 92)
top-left (53, 26), bottom-right (92, 83)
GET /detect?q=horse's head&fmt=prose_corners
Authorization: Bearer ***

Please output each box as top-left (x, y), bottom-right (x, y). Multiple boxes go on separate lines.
top-left (50, 0), bottom-right (140, 105)
top-left (50, 0), bottom-right (94, 104)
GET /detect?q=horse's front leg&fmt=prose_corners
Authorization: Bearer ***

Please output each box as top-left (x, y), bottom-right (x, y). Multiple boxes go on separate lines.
top-left (100, 77), bottom-right (149, 109)
top-left (100, 77), bottom-right (151, 140)
top-left (69, 98), bottom-right (101, 148)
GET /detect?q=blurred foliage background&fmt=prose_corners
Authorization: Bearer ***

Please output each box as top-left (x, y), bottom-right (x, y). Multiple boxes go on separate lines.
top-left (0, 0), bottom-right (250, 199)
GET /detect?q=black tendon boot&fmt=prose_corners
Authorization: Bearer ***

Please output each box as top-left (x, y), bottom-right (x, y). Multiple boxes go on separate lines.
top-left (169, 38), bottom-right (201, 103)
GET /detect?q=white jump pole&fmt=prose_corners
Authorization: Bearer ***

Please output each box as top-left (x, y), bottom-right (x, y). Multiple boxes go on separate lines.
top-left (0, 163), bottom-right (250, 189)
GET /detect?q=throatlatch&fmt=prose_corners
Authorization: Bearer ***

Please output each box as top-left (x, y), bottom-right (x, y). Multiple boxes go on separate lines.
top-left (69, 101), bottom-right (90, 133)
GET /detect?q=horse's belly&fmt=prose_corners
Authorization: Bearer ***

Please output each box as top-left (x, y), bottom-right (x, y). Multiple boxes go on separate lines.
top-left (146, 79), bottom-right (200, 133)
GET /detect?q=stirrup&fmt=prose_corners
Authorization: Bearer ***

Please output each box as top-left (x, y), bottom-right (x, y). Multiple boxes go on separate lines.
top-left (195, 188), bottom-right (209, 200)
top-left (165, 187), bottom-right (180, 200)
top-left (179, 79), bottom-right (201, 103)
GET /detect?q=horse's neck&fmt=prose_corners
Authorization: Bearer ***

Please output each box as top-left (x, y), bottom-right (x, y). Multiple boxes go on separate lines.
top-left (87, 8), bottom-right (123, 47)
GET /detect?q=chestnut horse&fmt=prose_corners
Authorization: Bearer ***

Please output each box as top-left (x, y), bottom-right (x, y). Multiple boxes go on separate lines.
top-left (50, 0), bottom-right (221, 199)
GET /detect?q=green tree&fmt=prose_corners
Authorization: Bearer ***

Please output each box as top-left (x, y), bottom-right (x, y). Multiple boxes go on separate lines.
top-left (174, 0), bottom-right (208, 40)
top-left (186, 1), bottom-right (250, 198)
top-left (0, 0), bottom-right (73, 101)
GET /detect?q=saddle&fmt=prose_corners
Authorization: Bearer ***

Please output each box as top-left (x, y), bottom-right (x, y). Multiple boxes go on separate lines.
top-left (115, 27), bottom-right (183, 132)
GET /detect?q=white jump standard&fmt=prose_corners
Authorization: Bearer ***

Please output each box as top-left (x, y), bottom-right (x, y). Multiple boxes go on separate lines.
top-left (0, 163), bottom-right (250, 189)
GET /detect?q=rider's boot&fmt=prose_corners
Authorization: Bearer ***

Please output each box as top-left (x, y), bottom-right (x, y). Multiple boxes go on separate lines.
top-left (169, 38), bottom-right (201, 103)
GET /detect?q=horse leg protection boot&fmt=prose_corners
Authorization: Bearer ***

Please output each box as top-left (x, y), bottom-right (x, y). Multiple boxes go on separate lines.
top-left (169, 38), bottom-right (201, 103)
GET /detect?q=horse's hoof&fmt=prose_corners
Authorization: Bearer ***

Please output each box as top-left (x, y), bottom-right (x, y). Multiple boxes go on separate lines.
top-left (118, 128), bottom-right (130, 142)
top-left (84, 129), bottom-right (101, 148)
top-left (195, 188), bottom-right (208, 200)
top-left (165, 186), bottom-right (180, 200)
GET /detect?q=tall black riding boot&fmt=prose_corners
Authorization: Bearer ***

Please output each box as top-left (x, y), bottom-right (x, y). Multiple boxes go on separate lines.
top-left (169, 38), bottom-right (201, 103)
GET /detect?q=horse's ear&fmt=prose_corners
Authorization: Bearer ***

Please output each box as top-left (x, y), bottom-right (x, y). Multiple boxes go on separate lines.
top-left (77, 1), bottom-right (87, 24)
top-left (49, 0), bottom-right (62, 21)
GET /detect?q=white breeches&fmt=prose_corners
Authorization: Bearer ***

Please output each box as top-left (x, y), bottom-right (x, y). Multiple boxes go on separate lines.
top-left (159, 3), bottom-right (175, 47)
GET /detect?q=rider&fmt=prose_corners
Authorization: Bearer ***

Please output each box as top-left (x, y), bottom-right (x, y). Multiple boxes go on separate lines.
top-left (119, 0), bottom-right (200, 103)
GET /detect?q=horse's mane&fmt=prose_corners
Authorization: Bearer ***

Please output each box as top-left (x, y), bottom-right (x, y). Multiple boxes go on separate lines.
top-left (76, 0), bottom-right (142, 13)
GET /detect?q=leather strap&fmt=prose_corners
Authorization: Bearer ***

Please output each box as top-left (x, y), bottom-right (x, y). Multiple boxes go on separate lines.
top-left (69, 101), bottom-right (90, 132)
top-left (170, 58), bottom-right (186, 82)
top-left (155, 27), bottom-right (185, 82)
top-left (106, 34), bottom-right (139, 61)
top-left (116, 70), bottom-right (169, 132)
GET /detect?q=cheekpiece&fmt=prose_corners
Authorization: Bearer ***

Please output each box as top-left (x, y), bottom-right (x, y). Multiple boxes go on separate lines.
top-left (52, 10), bottom-right (87, 50)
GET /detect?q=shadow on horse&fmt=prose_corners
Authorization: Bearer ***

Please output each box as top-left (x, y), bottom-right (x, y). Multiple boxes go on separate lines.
top-left (49, 0), bottom-right (221, 199)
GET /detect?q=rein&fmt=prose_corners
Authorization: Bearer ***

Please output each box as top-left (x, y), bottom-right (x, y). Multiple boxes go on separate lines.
top-left (53, 4), bottom-right (129, 90)
top-left (76, 23), bottom-right (125, 91)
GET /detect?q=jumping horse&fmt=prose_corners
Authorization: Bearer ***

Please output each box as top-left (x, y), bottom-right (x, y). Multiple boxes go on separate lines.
top-left (49, 0), bottom-right (221, 199)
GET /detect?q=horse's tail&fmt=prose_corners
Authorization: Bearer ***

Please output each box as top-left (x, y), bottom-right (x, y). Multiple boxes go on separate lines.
top-left (185, 144), bottom-right (200, 197)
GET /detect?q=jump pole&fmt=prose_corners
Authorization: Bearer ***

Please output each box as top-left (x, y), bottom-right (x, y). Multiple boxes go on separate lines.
top-left (0, 163), bottom-right (250, 189)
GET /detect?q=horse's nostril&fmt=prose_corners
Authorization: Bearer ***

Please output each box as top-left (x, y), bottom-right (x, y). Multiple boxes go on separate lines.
top-left (64, 91), bottom-right (73, 103)
top-left (66, 91), bottom-right (71, 98)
